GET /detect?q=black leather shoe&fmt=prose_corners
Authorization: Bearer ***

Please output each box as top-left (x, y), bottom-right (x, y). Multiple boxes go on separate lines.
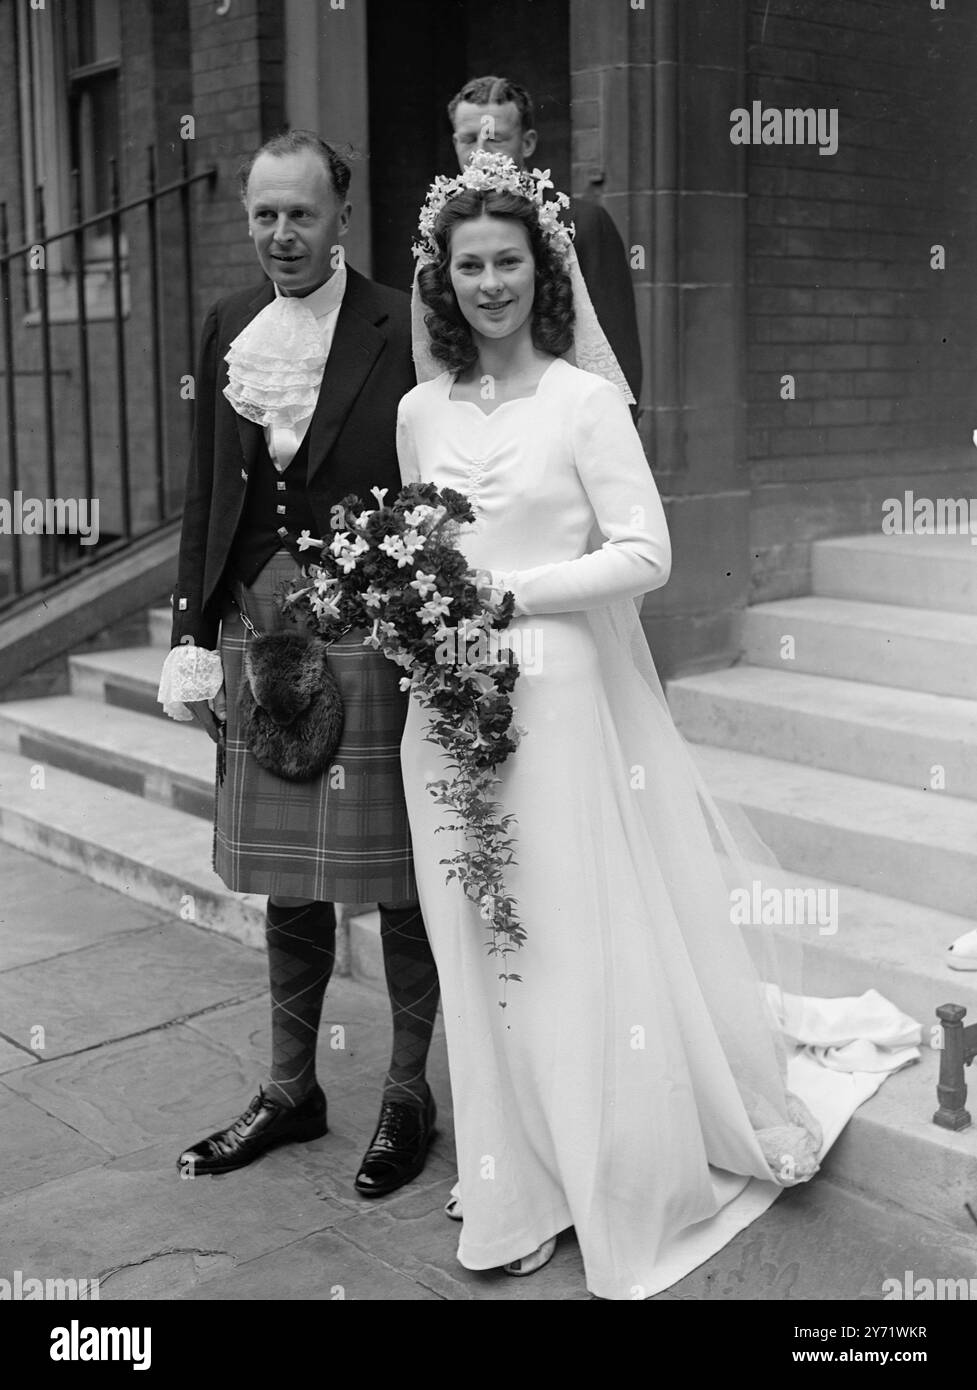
top-left (354, 1094), bottom-right (437, 1198)
top-left (177, 1085), bottom-right (327, 1176)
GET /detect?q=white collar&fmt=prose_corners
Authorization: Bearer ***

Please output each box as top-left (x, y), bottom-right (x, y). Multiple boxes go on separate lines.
top-left (274, 262), bottom-right (347, 319)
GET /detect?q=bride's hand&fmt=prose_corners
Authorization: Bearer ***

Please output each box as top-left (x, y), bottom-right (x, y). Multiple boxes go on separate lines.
top-left (473, 568), bottom-right (502, 605)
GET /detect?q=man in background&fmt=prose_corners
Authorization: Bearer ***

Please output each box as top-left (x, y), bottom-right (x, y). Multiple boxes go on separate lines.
top-left (448, 74), bottom-right (643, 408)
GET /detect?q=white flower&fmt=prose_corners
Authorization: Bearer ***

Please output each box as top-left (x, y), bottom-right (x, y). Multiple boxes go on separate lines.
top-left (296, 530), bottom-right (325, 552)
top-left (363, 621), bottom-right (382, 650)
top-left (378, 534), bottom-right (417, 568)
top-left (370, 486), bottom-right (389, 508)
top-left (410, 570), bottom-right (438, 598)
top-left (311, 592), bottom-right (341, 621)
top-left (398, 676), bottom-right (413, 692)
top-left (419, 592), bottom-right (453, 625)
top-left (404, 505), bottom-right (435, 527)
top-left (401, 528), bottom-right (426, 559)
top-left (330, 531), bottom-right (369, 574)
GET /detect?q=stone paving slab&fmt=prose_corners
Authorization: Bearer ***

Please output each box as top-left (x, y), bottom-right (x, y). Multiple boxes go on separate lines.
top-left (0, 919), bottom-right (266, 1058)
top-left (2, 841), bottom-right (976, 1302)
top-left (177, 1229), bottom-right (443, 1301)
top-left (0, 1141), bottom-right (360, 1291)
top-left (0, 1087), bottom-right (112, 1200)
top-left (330, 1177), bottom-right (593, 1301)
top-left (0, 1036), bottom-right (37, 1075)
top-left (3, 1022), bottom-right (274, 1159)
top-left (0, 873), bottom-right (168, 971)
top-left (183, 987), bottom-right (452, 1101)
top-left (661, 1179), bottom-right (977, 1302)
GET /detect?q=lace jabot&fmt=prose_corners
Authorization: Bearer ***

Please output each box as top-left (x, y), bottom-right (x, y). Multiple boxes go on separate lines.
top-left (223, 295), bottom-right (327, 431)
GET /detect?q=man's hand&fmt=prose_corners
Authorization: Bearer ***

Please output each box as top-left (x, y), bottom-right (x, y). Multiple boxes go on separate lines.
top-left (187, 685), bottom-right (227, 743)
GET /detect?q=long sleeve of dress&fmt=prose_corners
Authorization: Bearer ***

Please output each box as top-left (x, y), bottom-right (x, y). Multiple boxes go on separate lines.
top-left (396, 401), bottom-right (422, 485)
top-left (496, 377), bottom-right (670, 615)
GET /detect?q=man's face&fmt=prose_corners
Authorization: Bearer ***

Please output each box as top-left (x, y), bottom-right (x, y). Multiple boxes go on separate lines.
top-left (245, 150), bottom-right (351, 296)
top-left (451, 101), bottom-right (537, 171)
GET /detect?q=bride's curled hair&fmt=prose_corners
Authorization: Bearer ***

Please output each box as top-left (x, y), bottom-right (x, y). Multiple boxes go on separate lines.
top-left (417, 190), bottom-right (574, 374)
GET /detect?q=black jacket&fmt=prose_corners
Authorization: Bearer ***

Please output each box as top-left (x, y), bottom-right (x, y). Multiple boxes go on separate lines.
top-left (170, 266), bottom-right (415, 649)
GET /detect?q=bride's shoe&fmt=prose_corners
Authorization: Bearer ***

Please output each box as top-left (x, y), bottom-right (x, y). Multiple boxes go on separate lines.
top-left (947, 929), bottom-right (977, 971)
top-left (503, 1236), bottom-right (557, 1277)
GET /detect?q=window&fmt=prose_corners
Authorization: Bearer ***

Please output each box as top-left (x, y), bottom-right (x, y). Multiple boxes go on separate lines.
top-left (15, 0), bottom-right (126, 322)
top-left (64, 0), bottom-right (122, 258)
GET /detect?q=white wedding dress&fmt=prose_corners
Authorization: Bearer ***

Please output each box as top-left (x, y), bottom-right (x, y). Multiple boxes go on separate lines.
top-left (394, 358), bottom-right (867, 1299)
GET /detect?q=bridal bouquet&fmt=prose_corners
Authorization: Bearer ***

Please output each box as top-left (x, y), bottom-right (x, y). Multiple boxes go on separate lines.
top-left (285, 483), bottom-right (527, 991)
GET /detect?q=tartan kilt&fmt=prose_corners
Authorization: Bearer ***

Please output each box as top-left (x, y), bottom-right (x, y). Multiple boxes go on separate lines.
top-left (213, 549), bottom-right (416, 902)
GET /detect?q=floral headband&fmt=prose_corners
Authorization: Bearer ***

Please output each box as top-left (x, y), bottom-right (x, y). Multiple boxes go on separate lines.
top-left (412, 150), bottom-right (575, 266)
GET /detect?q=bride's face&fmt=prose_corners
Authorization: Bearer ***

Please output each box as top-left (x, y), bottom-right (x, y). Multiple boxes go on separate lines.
top-left (448, 215), bottom-right (535, 343)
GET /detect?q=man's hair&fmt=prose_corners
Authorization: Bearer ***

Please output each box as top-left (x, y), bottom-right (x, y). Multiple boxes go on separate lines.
top-left (447, 75), bottom-right (535, 133)
top-left (237, 130), bottom-right (352, 204)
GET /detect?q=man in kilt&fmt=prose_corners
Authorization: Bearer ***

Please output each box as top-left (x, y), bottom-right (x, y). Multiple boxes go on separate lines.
top-left (159, 132), bottom-right (439, 1194)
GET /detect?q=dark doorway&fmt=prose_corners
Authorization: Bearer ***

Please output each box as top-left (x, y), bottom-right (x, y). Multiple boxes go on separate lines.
top-left (367, 0), bottom-right (570, 291)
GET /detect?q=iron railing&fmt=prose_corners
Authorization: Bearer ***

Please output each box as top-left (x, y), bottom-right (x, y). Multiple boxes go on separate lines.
top-left (0, 143), bottom-right (215, 610)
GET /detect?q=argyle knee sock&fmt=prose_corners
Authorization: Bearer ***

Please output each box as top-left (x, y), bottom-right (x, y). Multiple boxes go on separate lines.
top-left (378, 903), bottom-right (439, 1110)
top-left (265, 898), bottom-right (336, 1108)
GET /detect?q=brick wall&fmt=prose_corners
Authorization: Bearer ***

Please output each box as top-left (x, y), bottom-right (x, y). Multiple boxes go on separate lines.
top-left (745, 0), bottom-right (977, 598)
top-left (187, 0), bottom-right (286, 319)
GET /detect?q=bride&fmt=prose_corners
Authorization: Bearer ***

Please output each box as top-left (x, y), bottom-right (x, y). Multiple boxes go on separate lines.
top-left (394, 153), bottom-right (823, 1300)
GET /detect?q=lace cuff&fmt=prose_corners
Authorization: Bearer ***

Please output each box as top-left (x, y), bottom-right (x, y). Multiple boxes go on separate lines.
top-left (157, 645), bottom-right (224, 721)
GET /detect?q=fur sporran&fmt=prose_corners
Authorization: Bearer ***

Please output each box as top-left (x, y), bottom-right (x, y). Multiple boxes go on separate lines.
top-left (238, 629), bottom-right (344, 782)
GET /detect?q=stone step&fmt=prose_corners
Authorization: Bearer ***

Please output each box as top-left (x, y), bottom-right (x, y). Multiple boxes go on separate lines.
top-left (149, 606), bottom-right (172, 649)
top-left (690, 744), bottom-right (977, 919)
top-left (0, 747), bottom-right (266, 949)
top-left (668, 666), bottom-right (977, 800)
top-left (69, 645), bottom-right (170, 719)
top-left (3, 690), bottom-right (971, 1031)
top-left (0, 695), bottom-right (213, 819)
top-left (813, 532), bottom-right (977, 614)
top-left (740, 864), bottom-right (977, 1029)
top-left (819, 1044), bottom-right (977, 1238)
top-left (743, 596), bottom-right (977, 699)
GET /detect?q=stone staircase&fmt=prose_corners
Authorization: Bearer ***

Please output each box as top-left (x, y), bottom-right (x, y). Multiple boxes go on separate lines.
top-left (0, 532), bottom-right (974, 1231)
top-left (668, 531), bottom-right (977, 1230)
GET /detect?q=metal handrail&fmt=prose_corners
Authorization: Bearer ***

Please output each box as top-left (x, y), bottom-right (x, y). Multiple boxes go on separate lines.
top-left (0, 143), bottom-right (216, 612)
